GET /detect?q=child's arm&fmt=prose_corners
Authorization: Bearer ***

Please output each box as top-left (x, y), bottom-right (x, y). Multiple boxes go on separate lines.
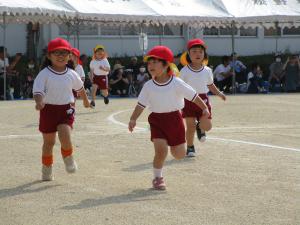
top-left (193, 96), bottom-right (210, 118)
top-left (78, 88), bottom-right (90, 108)
top-left (208, 83), bottom-right (226, 101)
top-left (128, 105), bottom-right (144, 132)
top-left (33, 94), bottom-right (45, 110)
top-left (99, 66), bottom-right (110, 72)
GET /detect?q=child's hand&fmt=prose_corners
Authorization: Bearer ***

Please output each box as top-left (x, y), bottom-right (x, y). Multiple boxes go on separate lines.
top-left (128, 120), bottom-right (136, 132)
top-left (202, 108), bottom-right (210, 119)
top-left (35, 102), bottom-right (45, 110)
top-left (218, 92), bottom-right (226, 101)
top-left (83, 100), bottom-right (90, 108)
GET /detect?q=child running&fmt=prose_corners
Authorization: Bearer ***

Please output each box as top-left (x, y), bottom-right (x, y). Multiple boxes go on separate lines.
top-left (180, 39), bottom-right (226, 157)
top-left (33, 38), bottom-right (90, 181)
top-left (89, 45), bottom-right (110, 107)
top-left (128, 46), bottom-right (210, 190)
top-left (70, 47), bottom-right (85, 82)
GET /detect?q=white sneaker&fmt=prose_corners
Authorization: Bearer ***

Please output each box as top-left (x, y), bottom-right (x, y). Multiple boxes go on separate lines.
top-left (199, 135), bottom-right (207, 143)
top-left (42, 165), bottom-right (53, 181)
top-left (63, 155), bottom-right (78, 173)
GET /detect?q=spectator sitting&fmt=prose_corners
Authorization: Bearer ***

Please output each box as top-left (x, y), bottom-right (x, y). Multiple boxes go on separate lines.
top-left (230, 52), bottom-right (247, 84)
top-left (282, 54), bottom-right (300, 93)
top-left (213, 56), bottom-right (234, 93)
top-left (268, 53), bottom-right (284, 92)
top-left (109, 67), bottom-right (129, 96)
top-left (247, 62), bottom-right (265, 93)
top-left (23, 58), bottom-right (37, 98)
top-left (0, 46), bottom-right (10, 99)
top-left (8, 53), bottom-right (26, 99)
top-left (136, 66), bottom-right (149, 94)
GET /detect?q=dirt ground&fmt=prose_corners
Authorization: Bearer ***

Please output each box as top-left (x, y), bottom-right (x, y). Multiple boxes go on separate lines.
top-left (0, 94), bottom-right (299, 225)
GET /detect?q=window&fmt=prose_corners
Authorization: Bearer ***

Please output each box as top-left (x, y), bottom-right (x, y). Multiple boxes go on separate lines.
top-left (219, 26), bottom-right (238, 35)
top-left (203, 26), bottom-right (218, 36)
top-left (146, 24), bottom-right (163, 35)
top-left (121, 24), bottom-right (139, 35)
top-left (283, 26), bottom-right (300, 35)
top-left (164, 24), bottom-right (183, 36)
top-left (264, 27), bottom-right (281, 36)
top-left (100, 24), bottom-right (121, 35)
top-left (240, 27), bottom-right (257, 36)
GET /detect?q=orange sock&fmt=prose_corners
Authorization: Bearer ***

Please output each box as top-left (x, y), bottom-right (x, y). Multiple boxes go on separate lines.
top-left (42, 155), bottom-right (53, 167)
top-left (61, 148), bottom-right (73, 158)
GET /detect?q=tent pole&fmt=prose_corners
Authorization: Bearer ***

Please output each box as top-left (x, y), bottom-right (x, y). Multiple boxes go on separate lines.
top-left (2, 13), bottom-right (7, 100)
top-left (231, 20), bottom-right (236, 95)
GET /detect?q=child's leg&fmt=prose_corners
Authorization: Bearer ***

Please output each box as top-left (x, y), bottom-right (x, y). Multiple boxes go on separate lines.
top-left (101, 89), bottom-right (108, 97)
top-left (91, 84), bottom-right (98, 102)
top-left (57, 124), bottom-right (77, 173)
top-left (41, 132), bottom-right (56, 181)
top-left (185, 117), bottom-right (196, 147)
top-left (199, 117), bottom-right (212, 132)
top-left (152, 138), bottom-right (168, 190)
top-left (170, 143), bottom-right (186, 160)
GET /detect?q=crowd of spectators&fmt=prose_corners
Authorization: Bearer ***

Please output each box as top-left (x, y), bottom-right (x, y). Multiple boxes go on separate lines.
top-left (1, 46), bottom-right (299, 100)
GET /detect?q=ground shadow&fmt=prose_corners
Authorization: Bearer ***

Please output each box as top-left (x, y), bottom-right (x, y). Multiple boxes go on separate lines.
top-left (62, 188), bottom-right (167, 210)
top-left (0, 180), bottom-right (61, 199)
top-left (123, 157), bottom-right (196, 172)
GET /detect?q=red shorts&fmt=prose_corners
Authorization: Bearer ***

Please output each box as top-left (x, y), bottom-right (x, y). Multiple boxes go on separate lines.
top-left (148, 110), bottom-right (185, 146)
top-left (93, 75), bottom-right (108, 90)
top-left (39, 104), bottom-right (75, 133)
top-left (182, 94), bottom-right (212, 119)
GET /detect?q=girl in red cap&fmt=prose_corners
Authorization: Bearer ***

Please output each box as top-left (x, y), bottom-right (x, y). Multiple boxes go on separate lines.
top-left (33, 38), bottom-right (90, 181)
top-left (70, 48), bottom-right (85, 82)
top-left (180, 39), bottom-right (226, 157)
top-left (128, 45), bottom-right (210, 190)
top-left (89, 45), bottom-right (110, 108)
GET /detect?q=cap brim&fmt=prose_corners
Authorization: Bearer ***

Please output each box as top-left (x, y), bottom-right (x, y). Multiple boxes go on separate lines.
top-left (48, 47), bottom-right (71, 53)
top-left (143, 55), bottom-right (166, 62)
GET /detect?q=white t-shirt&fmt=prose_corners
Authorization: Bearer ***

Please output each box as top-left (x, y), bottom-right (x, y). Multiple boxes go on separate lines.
top-left (75, 64), bottom-right (85, 79)
top-left (0, 58), bottom-right (9, 74)
top-left (180, 65), bottom-right (214, 94)
top-left (89, 58), bottom-right (110, 76)
top-left (33, 66), bottom-right (84, 105)
top-left (213, 64), bottom-right (231, 81)
top-left (137, 76), bottom-right (197, 113)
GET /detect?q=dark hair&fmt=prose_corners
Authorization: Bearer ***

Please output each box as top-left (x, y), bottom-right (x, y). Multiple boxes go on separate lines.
top-left (146, 57), bottom-right (171, 74)
top-left (187, 45), bottom-right (208, 64)
top-left (41, 57), bottom-right (52, 70)
top-left (222, 56), bottom-right (230, 64)
top-left (251, 62), bottom-right (259, 71)
top-left (67, 60), bottom-right (75, 70)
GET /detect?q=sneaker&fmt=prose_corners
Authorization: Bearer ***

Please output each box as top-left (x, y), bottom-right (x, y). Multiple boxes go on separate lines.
top-left (186, 146), bottom-right (196, 157)
top-left (196, 121), bottom-right (206, 142)
top-left (90, 100), bottom-right (95, 108)
top-left (42, 165), bottom-right (53, 181)
top-left (104, 97), bottom-right (109, 105)
top-left (63, 155), bottom-right (78, 173)
top-left (152, 177), bottom-right (166, 190)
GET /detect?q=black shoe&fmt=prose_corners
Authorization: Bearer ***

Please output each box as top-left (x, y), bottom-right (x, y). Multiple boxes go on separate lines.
top-left (186, 146), bottom-right (196, 157)
top-left (104, 97), bottom-right (109, 105)
top-left (196, 121), bottom-right (206, 142)
top-left (90, 100), bottom-right (95, 108)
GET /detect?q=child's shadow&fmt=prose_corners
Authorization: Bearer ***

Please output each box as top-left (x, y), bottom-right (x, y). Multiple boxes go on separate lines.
top-left (0, 180), bottom-right (61, 199)
top-left (62, 188), bottom-right (167, 210)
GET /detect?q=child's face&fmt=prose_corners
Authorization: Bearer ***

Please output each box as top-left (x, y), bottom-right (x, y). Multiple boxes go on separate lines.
top-left (48, 50), bottom-right (70, 68)
top-left (147, 58), bottom-right (167, 78)
top-left (70, 53), bottom-right (78, 63)
top-left (189, 47), bottom-right (205, 64)
top-left (94, 49), bottom-right (105, 59)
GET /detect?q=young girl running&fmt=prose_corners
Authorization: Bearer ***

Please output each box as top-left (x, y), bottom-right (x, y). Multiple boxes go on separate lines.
top-left (71, 47), bottom-right (85, 82)
top-left (128, 46), bottom-right (210, 190)
top-left (89, 45), bottom-right (111, 108)
top-left (180, 39), bottom-right (226, 157)
top-left (33, 38), bottom-right (90, 181)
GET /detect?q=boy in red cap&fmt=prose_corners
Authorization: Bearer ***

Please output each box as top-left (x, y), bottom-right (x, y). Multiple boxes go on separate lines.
top-left (89, 45), bottom-right (110, 107)
top-left (128, 45), bottom-right (210, 190)
top-left (33, 38), bottom-right (90, 181)
top-left (180, 39), bottom-right (226, 157)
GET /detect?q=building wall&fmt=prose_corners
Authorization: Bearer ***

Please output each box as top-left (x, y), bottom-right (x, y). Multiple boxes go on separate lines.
top-left (1, 23), bottom-right (300, 58)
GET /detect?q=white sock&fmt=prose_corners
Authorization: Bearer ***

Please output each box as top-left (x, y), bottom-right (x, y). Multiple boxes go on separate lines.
top-left (153, 168), bottom-right (163, 178)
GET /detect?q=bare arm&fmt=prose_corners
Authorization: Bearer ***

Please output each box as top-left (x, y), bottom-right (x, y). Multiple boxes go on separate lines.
top-left (208, 84), bottom-right (226, 101)
top-left (193, 96), bottom-right (210, 118)
top-left (33, 94), bottom-right (45, 110)
top-left (128, 105), bottom-right (144, 132)
top-left (78, 88), bottom-right (90, 108)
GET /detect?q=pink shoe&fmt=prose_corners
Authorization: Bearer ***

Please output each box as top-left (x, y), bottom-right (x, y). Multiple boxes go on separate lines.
top-left (152, 177), bottom-right (166, 190)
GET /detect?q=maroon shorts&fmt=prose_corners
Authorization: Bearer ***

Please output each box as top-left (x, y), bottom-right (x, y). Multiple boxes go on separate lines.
top-left (148, 110), bottom-right (185, 146)
top-left (182, 94), bottom-right (212, 119)
top-left (93, 75), bottom-right (108, 90)
top-left (39, 104), bottom-right (75, 133)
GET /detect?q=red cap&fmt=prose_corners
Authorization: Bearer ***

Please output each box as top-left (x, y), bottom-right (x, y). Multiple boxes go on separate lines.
top-left (144, 46), bottom-right (174, 63)
top-left (187, 39), bottom-right (206, 50)
top-left (47, 38), bottom-right (71, 53)
top-left (71, 48), bottom-right (80, 58)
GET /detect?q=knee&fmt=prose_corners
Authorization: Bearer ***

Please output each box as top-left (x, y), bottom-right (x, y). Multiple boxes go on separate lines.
top-left (171, 151), bottom-right (185, 160)
top-left (200, 122), bottom-right (212, 132)
top-left (43, 139), bottom-right (55, 148)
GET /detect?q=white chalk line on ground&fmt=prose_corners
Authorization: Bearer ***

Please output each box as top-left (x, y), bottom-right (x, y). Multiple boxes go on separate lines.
top-left (106, 110), bottom-right (300, 153)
